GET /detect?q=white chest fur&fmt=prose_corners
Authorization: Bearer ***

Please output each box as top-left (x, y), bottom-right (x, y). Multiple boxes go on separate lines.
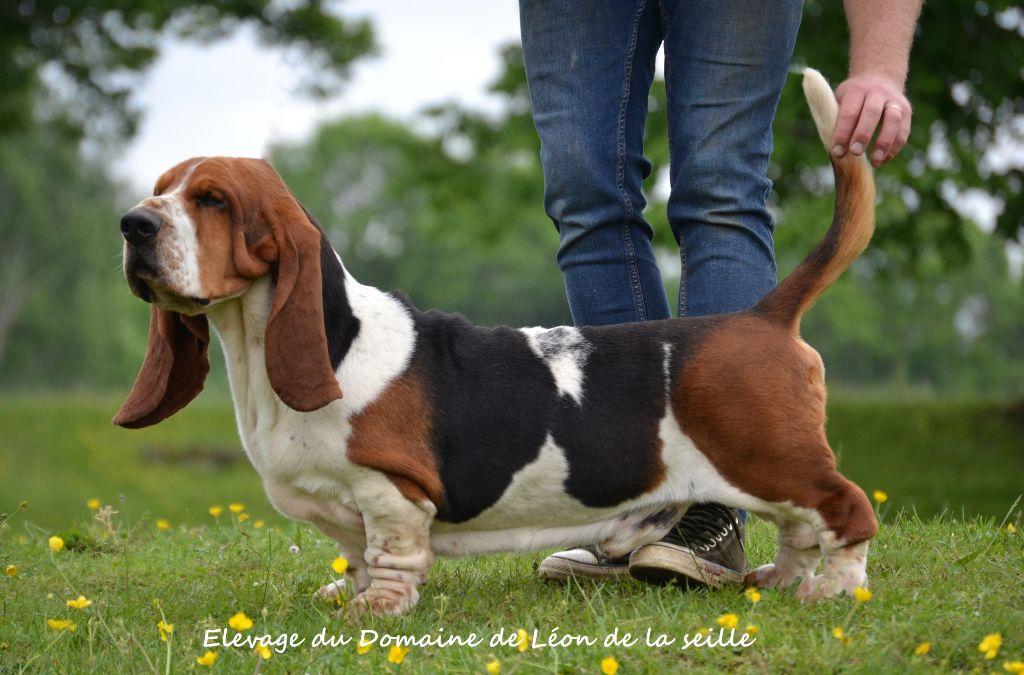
top-left (206, 272), bottom-right (416, 522)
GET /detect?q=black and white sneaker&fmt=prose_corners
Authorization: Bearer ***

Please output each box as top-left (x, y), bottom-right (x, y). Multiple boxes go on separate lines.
top-left (628, 502), bottom-right (746, 588)
top-left (537, 546), bottom-right (631, 581)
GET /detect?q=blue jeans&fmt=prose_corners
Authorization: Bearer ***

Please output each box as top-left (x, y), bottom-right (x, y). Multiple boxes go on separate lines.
top-left (520, 0), bottom-right (803, 325)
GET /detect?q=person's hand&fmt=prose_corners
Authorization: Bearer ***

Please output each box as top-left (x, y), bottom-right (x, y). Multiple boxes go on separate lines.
top-left (830, 75), bottom-right (912, 167)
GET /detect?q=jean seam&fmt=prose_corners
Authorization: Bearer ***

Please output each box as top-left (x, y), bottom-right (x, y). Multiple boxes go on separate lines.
top-left (677, 231), bottom-right (687, 317)
top-left (617, 0), bottom-right (649, 323)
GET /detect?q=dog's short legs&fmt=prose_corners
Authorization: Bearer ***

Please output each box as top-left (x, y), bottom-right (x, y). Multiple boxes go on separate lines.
top-left (745, 520), bottom-right (820, 589)
top-left (263, 480), bottom-right (371, 597)
top-left (349, 476), bottom-right (435, 616)
top-left (313, 517), bottom-right (371, 599)
top-left (796, 478), bottom-right (876, 601)
top-left (796, 538), bottom-right (869, 601)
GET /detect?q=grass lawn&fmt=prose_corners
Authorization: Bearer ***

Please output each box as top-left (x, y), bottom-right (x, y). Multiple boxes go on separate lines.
top-left (1, 395), bottom-right (1022, 672)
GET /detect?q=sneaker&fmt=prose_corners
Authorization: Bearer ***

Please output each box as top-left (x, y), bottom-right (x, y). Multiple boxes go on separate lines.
top-left (628, 503), bottom-right (746, 589)
top-left (537, 546), bottom-right (631, 581)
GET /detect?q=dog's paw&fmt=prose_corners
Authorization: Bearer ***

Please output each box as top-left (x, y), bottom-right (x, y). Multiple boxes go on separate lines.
top-left (349, 585), bottom-right (419, 616)
top-left (316, 578), bottom-right (350, 603)
top-left (744, 563), bottom-right (799, 590)
top-left (794, 574), bottom-right (847, 601)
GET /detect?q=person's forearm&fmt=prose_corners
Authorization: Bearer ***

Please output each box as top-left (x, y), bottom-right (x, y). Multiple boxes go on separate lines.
top-left (844, 0), bottom-right (922, 88)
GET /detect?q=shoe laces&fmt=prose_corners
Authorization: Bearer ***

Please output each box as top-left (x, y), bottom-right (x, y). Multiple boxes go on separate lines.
top-left (672, 503), bottom-right (738, 553)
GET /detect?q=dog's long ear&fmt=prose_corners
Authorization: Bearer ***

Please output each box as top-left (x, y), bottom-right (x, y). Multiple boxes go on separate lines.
top-left (113, 307), bottom-right (209, 428)
top-left (263, 197), bottom-right (344, 412)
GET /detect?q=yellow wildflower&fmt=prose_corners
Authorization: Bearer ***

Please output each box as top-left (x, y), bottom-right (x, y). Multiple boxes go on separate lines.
top-left (832, 627), bottom-right (852, 645)
top-left (228, 611), bottom-right (253, 631)
top-left (1003, 661), bottom-right (1024, 673)
top-left (47, 618), bottom-right (76, 632)
top-left (485, 658), bottom-right (501, 674)
top-left (254, 520), bottom-right (265, 529)
top-left (600, 655), bottom-right (620, 675)
top-left (86, 498), bottom-right (100, 510)
top-left (331, 557), bottom-right (349, 575)
top-left (229, 503), bottom-right (245, 513)
top-left (853, 587), bottom-right (872, 602)
top-left (238, 513), bottom-right (250, 522)
top-left (914, 642), bottom-right (932, 656)
top-left (387, 645), bottom-right (409, 664)
top-left (19, 501), bottom-right (27, 509)
top-left (744, 587), bottom-right (762, 603)
top-left (357, 640), bottom-right (372, 655)
top-left (157, 619), bottom-right (174, 642)
top-left (48, 536), bottom-right (64, 552)
top-left (66, 595), bottom-right (92, 610)
top-left (155, 519), bottom-right (171, 531)
top-left (254, 644), bottom-right (272, 660)
top-left (979, 633), bottom-right (1003, 660)
top-left (872, 490), bottom-right (888, 504)
top-left (745, 625), bottom-right (760, 635)
top-left (1007, 523), bottom-right (1017, 534)
top-left (196, 651), bottom-right (218, 666)
top-left (716, 613), bottom-right (739, 629)
top-left (516, 628), bottom-right (530, 652)
top-left (4, 565), bottom-right (15, 577)
top-left (209, 505), bottom-right (223, 517)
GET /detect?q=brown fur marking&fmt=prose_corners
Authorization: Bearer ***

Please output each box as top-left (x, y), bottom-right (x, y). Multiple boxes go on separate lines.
top-left (673, 314), bottom-right (877, 544)
top-left (348, 370), bottom-right (445, 509)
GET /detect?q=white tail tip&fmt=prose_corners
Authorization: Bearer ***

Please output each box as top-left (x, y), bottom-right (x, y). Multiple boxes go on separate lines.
top-left (802, 68), bottom-right (839, 149)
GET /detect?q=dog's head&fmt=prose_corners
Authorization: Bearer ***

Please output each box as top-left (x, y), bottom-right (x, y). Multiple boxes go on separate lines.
top-left (113, 157), bottom-right (343, 428)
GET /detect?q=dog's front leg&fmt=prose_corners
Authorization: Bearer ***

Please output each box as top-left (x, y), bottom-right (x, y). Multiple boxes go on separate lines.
top-left (310, 515), bottom-right (371, 599)
top-left (349, 473), bottom-right (435, 616)
top-left (263, 480), bottom-right (372, 597)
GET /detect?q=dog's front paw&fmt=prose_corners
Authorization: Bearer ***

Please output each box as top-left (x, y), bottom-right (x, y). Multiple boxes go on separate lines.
top-left (349, 585), bottom-right (419, 616)
top-left (316, 578), bottom-right (351, 604)
top-left (317, 567), bottom-right (371, 599)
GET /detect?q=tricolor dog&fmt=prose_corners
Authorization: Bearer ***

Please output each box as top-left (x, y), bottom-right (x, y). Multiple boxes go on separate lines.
top-left (115, 69), bottom-right (877, 614)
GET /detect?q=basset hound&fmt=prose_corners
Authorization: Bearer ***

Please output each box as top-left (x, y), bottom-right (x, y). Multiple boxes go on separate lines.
top-left (114, 69), bottom-right (877, 614)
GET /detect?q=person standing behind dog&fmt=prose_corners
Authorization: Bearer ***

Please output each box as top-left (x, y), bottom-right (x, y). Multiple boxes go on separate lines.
top-left (521, 0), bottom-right (921, 587)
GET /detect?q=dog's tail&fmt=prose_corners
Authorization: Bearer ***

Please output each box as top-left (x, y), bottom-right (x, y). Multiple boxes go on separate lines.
top-left (753, 68), bottom-right (876, 333)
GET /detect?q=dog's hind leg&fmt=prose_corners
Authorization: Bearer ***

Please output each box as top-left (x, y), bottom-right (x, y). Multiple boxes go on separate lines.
top-left (745, 519), bottom-right (820, 590)
top-left (795, 476), bottom-right (876, 600)
top-left (745, 476), bottom-right (875, 600)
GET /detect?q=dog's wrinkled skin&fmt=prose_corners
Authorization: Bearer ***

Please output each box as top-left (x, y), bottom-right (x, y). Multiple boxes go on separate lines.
top-left (115, 70), bottom-right (877, 615)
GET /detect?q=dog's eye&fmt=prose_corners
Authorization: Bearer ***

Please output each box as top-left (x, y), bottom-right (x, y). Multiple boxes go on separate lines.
top-left (196, 194), bottom-right (225, 208)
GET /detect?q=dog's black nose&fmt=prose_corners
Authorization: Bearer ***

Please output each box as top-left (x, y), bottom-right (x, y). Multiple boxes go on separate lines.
top-left (120, 208), bottom-right (163, 246)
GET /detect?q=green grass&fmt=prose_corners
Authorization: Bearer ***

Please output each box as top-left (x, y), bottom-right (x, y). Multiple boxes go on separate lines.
top-left (1, 508), bottom-right (1021, 673)
top-left (1, 395), bottom-right (1023, 672)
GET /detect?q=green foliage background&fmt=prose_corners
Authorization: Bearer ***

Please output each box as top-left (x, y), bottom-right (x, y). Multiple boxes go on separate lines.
top-left (0, 2), bottom-right (1022, 396)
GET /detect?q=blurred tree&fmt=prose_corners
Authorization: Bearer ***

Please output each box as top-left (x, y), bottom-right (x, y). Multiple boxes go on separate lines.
top-left (272, 114), bottom-right (570, 328)
top-left (0, 123), bottom-right (147, 385)
top-left (271, 13), bottom-right (1023, 394)
top-left (0, 0), bottom-right (375, 141)
top-left (419, 1), bottom-right (1024, 272)
top-left (1, 4), bottom-right (1021, 396)
top-left (0, 0), bottom-right (376, 385)
top-left (773, 0), bottom-right (1024, 261)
